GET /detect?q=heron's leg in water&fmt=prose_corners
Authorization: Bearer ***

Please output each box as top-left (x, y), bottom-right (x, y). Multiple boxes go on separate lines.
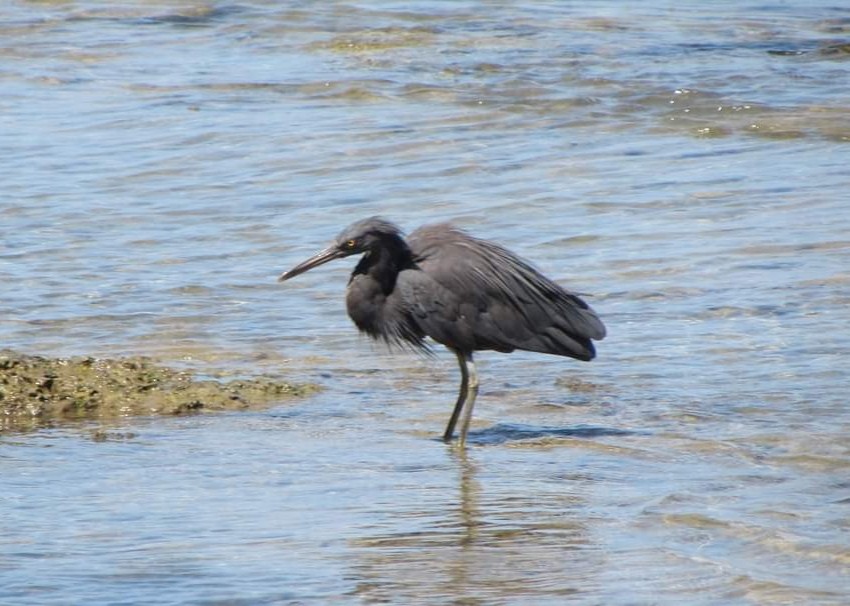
top-left (443, 350), bottom-right (470, 442)
top-left (443, 351), bottom-right (478, 446)
top-left (457, 353), bottom-right (479, 447)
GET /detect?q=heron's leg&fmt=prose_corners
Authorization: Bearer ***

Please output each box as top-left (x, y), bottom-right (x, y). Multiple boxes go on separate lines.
top-left (443, 350), bottom-right (470, 442)
top-left (443, 351), bottom-right (478, 446)
top-left (457, 353), bottom-right (479, 447)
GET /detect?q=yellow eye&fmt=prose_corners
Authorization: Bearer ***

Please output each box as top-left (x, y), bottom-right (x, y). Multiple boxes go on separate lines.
top-left (346, 239), bottom-right (357, 249)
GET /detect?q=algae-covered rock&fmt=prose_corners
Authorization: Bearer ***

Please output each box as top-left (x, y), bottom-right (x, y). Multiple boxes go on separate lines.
top-left (0, 350), bottom-right (315, 431)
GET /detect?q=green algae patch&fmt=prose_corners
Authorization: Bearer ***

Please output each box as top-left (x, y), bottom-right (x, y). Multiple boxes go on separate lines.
top-left (313, 28), bottom-right (436, 54)
top-left (0, 350), bottom-right (316, 431)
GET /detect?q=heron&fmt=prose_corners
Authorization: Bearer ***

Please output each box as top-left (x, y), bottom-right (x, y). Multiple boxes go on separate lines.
top-left (278, 217), bottom-right (606, 446)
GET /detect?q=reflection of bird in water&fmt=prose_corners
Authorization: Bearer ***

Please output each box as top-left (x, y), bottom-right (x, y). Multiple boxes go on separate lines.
top-left (279, 217), bottom-right (606, 446)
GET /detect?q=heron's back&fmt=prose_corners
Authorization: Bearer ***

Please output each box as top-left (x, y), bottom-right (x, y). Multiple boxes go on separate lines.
top-left (401, 224), bottom-right (605, 360)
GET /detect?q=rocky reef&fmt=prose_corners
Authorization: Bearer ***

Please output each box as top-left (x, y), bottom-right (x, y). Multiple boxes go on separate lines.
top-left (0, 350), bottom-right (315, 431)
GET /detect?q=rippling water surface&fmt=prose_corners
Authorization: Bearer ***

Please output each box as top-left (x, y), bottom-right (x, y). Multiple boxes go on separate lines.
top-left (2, 1), bottom-right (849, 604)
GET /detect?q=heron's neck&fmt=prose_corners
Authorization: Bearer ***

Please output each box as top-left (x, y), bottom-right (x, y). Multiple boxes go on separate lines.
top-left (353, 238), bottom-right (414, 294)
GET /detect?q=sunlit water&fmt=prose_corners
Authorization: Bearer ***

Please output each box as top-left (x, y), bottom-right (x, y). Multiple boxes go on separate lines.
top-left (2, 1), bottom-right (849, 604)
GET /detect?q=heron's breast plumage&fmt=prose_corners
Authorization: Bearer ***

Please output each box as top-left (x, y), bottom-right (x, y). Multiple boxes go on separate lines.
top-left (346, 273), bottom-right (425, 350)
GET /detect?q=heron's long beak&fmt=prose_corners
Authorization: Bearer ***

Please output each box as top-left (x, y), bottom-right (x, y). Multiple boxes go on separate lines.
top-left (278, 246), bottom-right (347, 282)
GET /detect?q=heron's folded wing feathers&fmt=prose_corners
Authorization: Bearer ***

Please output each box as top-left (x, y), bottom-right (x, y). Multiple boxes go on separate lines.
top-left (403, 225), bottom-right (605, 360)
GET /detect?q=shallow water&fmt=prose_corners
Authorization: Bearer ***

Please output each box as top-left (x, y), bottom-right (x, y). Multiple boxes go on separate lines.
top-left (2, 1), bottom-right (849, 604)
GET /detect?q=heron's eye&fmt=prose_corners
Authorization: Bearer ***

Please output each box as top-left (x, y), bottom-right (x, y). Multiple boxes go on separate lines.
top-left (345, 239), bottom-right (357, 249)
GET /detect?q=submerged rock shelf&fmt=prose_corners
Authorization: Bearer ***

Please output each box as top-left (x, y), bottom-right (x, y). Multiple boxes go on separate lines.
top-left (0, 350), bottom-right (316, 431)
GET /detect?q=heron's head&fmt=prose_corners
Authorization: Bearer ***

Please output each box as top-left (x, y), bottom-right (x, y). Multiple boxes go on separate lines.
top-left (278, 217), bottom-right (404, 282)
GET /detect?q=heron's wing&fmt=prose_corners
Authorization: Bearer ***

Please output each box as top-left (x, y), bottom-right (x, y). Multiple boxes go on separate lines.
top-left (402, 224), bottom-right (605, 360)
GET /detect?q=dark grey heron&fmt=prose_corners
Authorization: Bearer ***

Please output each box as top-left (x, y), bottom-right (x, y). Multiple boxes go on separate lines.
top-left (278, 217), bottom-right (606, 446)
